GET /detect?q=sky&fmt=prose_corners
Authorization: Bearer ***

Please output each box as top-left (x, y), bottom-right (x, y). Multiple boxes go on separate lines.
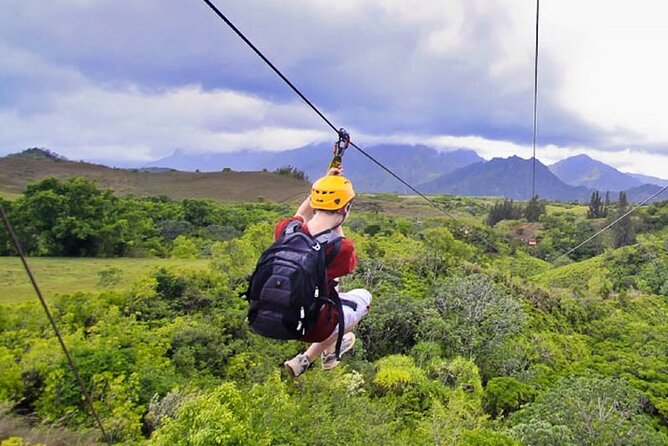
top-left (1, 0), bottom-right (667, 178)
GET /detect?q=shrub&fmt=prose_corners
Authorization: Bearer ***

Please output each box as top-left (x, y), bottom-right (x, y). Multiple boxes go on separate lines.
top-left (273, 165), bottom-right (308, 181)
top-left (422, 274), bottom-right (525, 363)
top-left (509, 374), bottom-right (668, 445)
top-left (482, 377), bottom-right (536, 417)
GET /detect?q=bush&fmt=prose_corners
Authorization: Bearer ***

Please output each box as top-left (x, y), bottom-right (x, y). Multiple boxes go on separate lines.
top-left (359, 293), bottom-right (429, 360)
top-left (421, 274), bottom-right (525, 364)
top-left (509, 374), bottom-right (668, 445)
top-left (273, 165), bottom-right (308, 181)
top-left (482, 377), bottom-right (536, 417)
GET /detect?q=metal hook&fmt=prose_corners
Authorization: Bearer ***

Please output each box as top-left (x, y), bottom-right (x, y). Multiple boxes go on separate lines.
top-left (336, 128), bottom-right (350, 153)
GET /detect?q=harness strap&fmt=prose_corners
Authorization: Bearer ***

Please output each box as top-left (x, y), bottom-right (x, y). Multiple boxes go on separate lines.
top-left (329, 288), bottom-right (346, 360)
top-left (340, 298), bottom-right (358, 311)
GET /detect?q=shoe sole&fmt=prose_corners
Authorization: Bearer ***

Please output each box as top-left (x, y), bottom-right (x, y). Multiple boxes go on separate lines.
top-left (321, 333), bottom-right (356, 370)
top-left (284, 362), bottom-right (298, 378)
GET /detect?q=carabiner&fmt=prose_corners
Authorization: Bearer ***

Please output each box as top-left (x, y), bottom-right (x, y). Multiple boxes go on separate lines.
top-left (336, 128), bottom-right (350, 153)
top-left (328, 128), bottom-right (351, 171)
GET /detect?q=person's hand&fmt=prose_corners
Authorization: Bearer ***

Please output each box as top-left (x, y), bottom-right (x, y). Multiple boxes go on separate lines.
top-left (327, 167), bottom-right (343, 176)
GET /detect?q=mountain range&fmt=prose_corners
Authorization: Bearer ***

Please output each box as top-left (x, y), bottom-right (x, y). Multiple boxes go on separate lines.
top-left (149, 144), bottom-right (485, 195)
top-left (4, 146), bottom-right (666, 204)
top-left (144, 145), bottom-right (666, 202)
top-left (419, 156), bottom-right (592, 201)
top-left (550, 154), bottom-right (643, 192)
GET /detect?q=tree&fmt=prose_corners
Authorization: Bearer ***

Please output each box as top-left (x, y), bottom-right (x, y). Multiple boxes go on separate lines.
top-left (273, 165), bottom-right (309, 181)
top-left (422, 274), bottom-right (525, 363)
top-left (483, 377), bottom-right (537, 418)
top-left (524, 195), bottom-right (546, 222)
top-left (586, 191), bottom-right (606, 218)
top-left (182, 199), bottom-right (214, 227)
top-left (486, 200), bottom-right (523, 226)
top-left (509, 375), bottom-right (667, 445)
top-left (612, 192), bottom-right (636, 248)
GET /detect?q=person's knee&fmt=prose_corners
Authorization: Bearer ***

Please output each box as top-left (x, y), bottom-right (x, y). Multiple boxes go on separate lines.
top-left (350, 288), bottom-right (372, 309)
top-left (361, 289), bottom-right (372, 307)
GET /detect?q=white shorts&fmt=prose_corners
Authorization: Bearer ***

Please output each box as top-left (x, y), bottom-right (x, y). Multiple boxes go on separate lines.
top-left (338, 288), bottom-right (372, 333)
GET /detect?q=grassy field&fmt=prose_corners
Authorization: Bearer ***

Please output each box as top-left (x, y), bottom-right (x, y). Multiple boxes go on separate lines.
top-left (0, 257), bottom-right (210, 304)
top-left (546, 202), bottom-right (588, 216)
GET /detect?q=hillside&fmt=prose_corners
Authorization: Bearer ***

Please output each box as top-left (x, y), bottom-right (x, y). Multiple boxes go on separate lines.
top-left (0, 149), bottom-right (308, 202)
top-left (1, 189), bottom-right (667, 444)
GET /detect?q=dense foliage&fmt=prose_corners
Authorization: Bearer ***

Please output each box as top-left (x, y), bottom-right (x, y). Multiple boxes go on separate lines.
top-left (0, 177), bottom-right (290, 258)
top-left (1, 179), bottom-right (667, 445)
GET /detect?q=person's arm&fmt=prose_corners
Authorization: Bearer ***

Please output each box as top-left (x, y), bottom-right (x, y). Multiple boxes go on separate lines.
top-left (294, 195), bottom-right (314, 221)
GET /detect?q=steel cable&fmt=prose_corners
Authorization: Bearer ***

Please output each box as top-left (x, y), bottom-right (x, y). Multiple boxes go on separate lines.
top-left (200, 0), bottom-right (498, 252)
top-left (0, 207), bottom-right (113, 445)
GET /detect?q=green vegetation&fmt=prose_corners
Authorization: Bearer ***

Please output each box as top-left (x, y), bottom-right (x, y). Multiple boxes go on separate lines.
top-left (0, 257), bottom-right (209, 304)
top-left (0, 177), bottom-right (291, 257)
top-left (273, 165), bottom-right (309, 181)
top-left (586, 190), bottom-right (610, 219)
top-left (0, 191), bottom-right (21, 201)
top-left (0, 177), bottom-right (667, 445)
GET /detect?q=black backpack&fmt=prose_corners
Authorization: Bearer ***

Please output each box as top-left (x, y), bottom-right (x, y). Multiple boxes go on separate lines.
top-left (246, 220), bottom-right (351, 358)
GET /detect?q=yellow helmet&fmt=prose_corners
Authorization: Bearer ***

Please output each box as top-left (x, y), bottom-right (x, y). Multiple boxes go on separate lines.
top-left (310, 175), bottom-right (355, 210)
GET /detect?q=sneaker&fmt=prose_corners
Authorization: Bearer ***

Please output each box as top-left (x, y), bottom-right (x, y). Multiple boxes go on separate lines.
top-left (284, 353), bottom-right (310, 378)
top-left (321, 332), bottom-right (356, 370)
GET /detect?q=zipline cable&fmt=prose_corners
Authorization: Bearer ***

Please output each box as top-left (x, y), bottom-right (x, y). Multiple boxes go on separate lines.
top-left (524, 0), bottom-right (666, 264)
top-left (349, 141), bottom-right (460, 223)
top-left (531, 0), bottom-right (540, 199)
top-left (200, 0), bottom-right (498, 252)
top-left (201, 0), bottom-right (338, 135)
top-left (0, 207), bottom-right (113, 446)
top-left (555, 185), bottom-right (668, 262)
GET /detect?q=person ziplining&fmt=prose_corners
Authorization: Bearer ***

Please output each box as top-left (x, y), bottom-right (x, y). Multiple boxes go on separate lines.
top-left (245, 132), bottom-right (371, 377)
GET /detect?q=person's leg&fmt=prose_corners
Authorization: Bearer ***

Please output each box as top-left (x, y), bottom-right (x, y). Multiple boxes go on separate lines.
top-left (284, 330), bottom-right (338, 377)
top-left (304, 331), bottom-right (338, 362)
top-left (285, 289), bottom-right (372, 376)
top-left (320, 289), bottom-right (372, 368)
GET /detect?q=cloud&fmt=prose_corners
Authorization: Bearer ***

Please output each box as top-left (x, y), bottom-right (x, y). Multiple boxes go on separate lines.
top-left (0, 84), bottom-right (330, 161)
top-left (1, 0), bottom-right (552, 135)
top-left (1, 0), bottom-right (667, 177)
top-left (545, 0), bottom-right (668, 150)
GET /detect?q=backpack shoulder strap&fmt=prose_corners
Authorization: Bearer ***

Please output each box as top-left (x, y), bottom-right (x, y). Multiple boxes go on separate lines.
top-left (283, 219), bottom-right (302, 236)
top-left (313, 230), bottom-right (342, 266)
top-left (325, 237), bottom-right (342, 266)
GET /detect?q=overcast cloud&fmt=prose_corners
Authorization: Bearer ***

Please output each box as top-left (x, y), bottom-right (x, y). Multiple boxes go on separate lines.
top-left (1, 0), bottom-right (667, 177)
